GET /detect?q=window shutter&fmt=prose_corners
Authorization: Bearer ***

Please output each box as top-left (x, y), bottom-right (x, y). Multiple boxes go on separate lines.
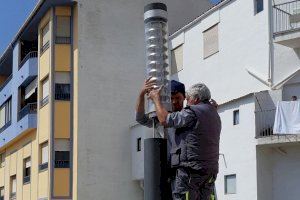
top-left (203, 24), bottom-right (219, 59)
top-left (171, 45), bottom-right (183, 75)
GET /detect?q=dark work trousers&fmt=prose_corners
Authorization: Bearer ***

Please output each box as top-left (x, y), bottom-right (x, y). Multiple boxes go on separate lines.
top-left (170, 168), bottom-right (217, 200)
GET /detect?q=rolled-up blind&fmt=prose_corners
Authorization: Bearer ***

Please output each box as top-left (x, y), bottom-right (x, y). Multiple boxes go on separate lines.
top-left (25, 78), bottom-right (37, 99)
top-left (203, 24), bottom-right (219, 59)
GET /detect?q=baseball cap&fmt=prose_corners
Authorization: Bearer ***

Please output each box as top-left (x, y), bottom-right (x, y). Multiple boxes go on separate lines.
top-left (171, 80), bottom-right (185, 97)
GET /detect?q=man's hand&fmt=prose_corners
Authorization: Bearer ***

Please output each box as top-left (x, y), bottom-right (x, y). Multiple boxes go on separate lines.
top-left (140, 77), bottom-right (156, 96)
top-left (210, 99), bottom-right (218, 109)
top-left (147, 86), bottom-right (163, 103)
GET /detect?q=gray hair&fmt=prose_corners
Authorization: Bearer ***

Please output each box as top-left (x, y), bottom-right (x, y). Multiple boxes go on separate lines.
top-left (186, 83), bottom-right (211, 101)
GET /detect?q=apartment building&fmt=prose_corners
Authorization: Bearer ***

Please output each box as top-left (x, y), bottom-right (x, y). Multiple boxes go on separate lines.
top-left (0, 0), bottom-right (214, 199)
top-left (131, 0), bottom-right (300, 200)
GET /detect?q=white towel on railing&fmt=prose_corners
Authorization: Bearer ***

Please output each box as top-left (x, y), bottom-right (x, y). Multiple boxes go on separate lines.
top-left (273, 101), bottom-right (300, 134)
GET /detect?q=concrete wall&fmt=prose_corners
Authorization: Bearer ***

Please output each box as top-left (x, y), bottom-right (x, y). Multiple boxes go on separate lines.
top-left (216, 96), bottom-right (258, 200)
top-left (171, 0), bottom-right (270, 104)
top-left (76, 0), bottom-right (213, 199)
top-left (257, 145), bottom-right (300, 200)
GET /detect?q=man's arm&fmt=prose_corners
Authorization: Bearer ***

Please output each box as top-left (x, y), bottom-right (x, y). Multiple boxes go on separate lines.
top-left (135, 78), bottom-right (156, 128)
top-left (149, 87), bottom-right (196, 128)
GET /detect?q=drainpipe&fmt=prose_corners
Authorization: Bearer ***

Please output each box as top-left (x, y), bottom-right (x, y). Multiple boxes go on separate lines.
top-left (268, 0), bottom-right (275, 88)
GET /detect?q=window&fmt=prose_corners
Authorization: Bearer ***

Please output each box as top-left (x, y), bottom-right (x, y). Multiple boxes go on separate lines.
top-left (203, 24), bottom-right (219, 59)
top-left (225, 174), bottom-right (236, 194)
top-left (56, 16), bottom-right (71, 44)
top-left (0, 187), bottom-right (4, 200)
top-left (0, 153), bottom-right (4, 168)
top-left (23, 157), bottom-right (31, 184)
top-left (41, 23), bottom-right (50, 52)
top-left (10, 175), bottom-right (16, 200)
top-left (0, 98), bottom-right (12, 132)
top-left (254, 0), bottom-right (264, 14)
top-left (39, 142), bottom-right (48, 171)
top-left (171, 45), bottom-right (183, 75)
top-left (54, 139), bottom-right (70, 168)
top-left (55, 72), bottom-right (71, 100)
top-left (41, 77), bottom-right (49, 107)
top-left (137, 138), bottom-right (142, 152)
top-left (233, 110), bottom-right (239, 125)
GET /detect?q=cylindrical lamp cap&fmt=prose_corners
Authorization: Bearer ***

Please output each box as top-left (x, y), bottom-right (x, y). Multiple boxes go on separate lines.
top-left (144, 2), bottom-right (167, 13)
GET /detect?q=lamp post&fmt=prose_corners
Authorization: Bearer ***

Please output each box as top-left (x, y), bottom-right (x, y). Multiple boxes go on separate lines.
top-left (143, 3), bottom-right (171, 200)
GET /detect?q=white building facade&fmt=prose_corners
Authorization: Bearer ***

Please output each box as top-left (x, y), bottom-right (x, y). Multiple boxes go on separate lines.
top-left (131, 0), bottom-right (300, 199)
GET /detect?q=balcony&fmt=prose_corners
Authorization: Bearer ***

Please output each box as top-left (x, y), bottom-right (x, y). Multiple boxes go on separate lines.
top-left (0, 74), bottom-right (12, 92)
top-left (16, 52), bottom-right (37, 88)
top-left (256, 105), bottom-right (300, 145)
top-left (273, 1), bottom-right (300, 48)
top-left (18, 103), bottom-right (37, 121)
top-left (19, 51), bottom-right (37, 70)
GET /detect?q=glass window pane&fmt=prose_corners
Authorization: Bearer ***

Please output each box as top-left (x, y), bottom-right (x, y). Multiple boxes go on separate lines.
top-left (225, 174), bottom-right (236, 194)
top-left (11, 176), bottom-right (16, 193)
top-left (171, 45), bottom-right (183, 75)
top-left (41, 143), bottom-right (48, 164)
top-left (42, 78), bottom-right (49, 100)
top-left (42, 23), bottom-right (50, 47)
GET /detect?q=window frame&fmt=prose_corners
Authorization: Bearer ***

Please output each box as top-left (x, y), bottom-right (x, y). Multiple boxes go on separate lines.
top-left (254, 0), bottom-right (264, 14)
top-left (41, 22), bottom-right (50, 53)
top-left (171, 44), bottom-right (184, 75)
top-left (203, 23), bottom-right (219, 59)
top-left (23, 157), bottom-right (31, 184)
top-left (10, 175), bottom-right (16, 199)
top-left (0, 152), bottom-right (5, 168)
top-left (55, 16), bottom-right (71, 44)
top-left (225, 174), bottom-right (237, 194)
top-left (233, 109), bottom-right (240, 125)
top-left (39, 142), bottom-right (49, 172)
top-left (40, 76), bottom-right (49, 108)
top-left (137, 138), bottom-right (142, 152)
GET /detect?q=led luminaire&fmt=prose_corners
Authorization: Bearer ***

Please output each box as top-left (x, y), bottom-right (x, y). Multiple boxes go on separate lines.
top-left (144, 3), bottom-right (171, 117)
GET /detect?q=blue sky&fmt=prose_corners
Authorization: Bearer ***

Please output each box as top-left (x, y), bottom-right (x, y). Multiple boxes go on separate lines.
top-left (0, 0), bottom-right (38, 56)
top-left (0, 0), bottom-right (220, 57)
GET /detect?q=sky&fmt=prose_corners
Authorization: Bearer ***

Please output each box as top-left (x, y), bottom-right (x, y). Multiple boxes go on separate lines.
top-left (0, 0), bottom-right (38, 56)
top-left (0, 0), bottom-right (220, 57)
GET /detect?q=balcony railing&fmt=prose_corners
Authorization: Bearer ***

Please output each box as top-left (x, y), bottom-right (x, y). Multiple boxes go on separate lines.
top-left (273, 1), bottom-right (300, 34)
top-left (10, 193), bottom-right (16, 200)
top-left (55, 37), bottom-right (71, 44)
top-left (0, 74), bottom-right (12, 92)
top-left (23, 176), bottom-right (30, 184)
top-left (54, 160), bottom-right (70, 168)
top-left (255, 109), bottom-right (276, 138)
top-left (19, 51), bottom-right (38, 70)
top-left (55, 84), bottom-right (70, 100)
top-left (18, 103), bottom-right (37, 121)
top-left (39, 162), bottom-right (48, 171)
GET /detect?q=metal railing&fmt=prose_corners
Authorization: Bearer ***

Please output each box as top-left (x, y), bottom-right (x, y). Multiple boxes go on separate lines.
top-left (10, 193), bottom-right (16, 200)
top-left (39, 162), bottom-right (48, 171)
top-left (0, 74), bottom-right (12, 92)
top-left (18, 103), bottom-right (37, 121)
top-left (40, 96), bottom-right (49, 107)
top-left (40, 41), bottom-right (50, 54)
top-left (55, 37), bottom-right (71, 44)
top-left (19, 51), bottom-right (38, 70)
top-left (54, 160), bottom-right (70, 168)
top-left (273, 0), bottom-right (300, 34)
top-left (23, 176), bottom-right (30, 184)
top-left (55, 84), bottom-right (70, 100)
top-left (255, 109), bottom-right (276, 138)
